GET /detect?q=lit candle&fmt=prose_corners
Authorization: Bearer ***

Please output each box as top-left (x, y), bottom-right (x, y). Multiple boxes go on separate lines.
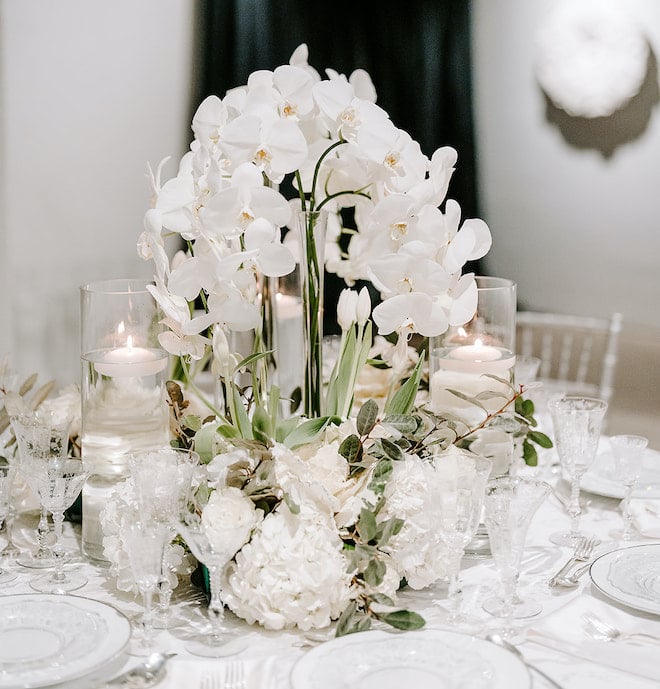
top-left (442, 339), bottom-right (515, 375)
top-left (94, 335), bottom-right (168, 378)
top-left (275, 293), bottom-right (303, 398)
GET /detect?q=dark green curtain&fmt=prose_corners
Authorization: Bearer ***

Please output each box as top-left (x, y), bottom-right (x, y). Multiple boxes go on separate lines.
top-left (192, 0), bottom-right (480, 328)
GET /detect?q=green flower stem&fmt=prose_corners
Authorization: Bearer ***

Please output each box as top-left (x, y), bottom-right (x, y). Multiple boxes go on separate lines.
top-left (310, 139), bottom-right (345, 210)
top-left (179, 355), bottom-right (229, 424)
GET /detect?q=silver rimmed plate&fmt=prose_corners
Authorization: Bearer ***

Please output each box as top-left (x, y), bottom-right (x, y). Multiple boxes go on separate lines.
top-left (0, 593), bottom-right (131, 688)
top-left (581, 441), bottom-right (660, 500)
top-left (590, 544), bottom-right (660, 615)
top-left (290, 628), bottom-right (530, 689)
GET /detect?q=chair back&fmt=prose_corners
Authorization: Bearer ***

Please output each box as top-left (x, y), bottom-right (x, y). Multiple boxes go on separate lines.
top-left (516, 311), bottom-right (622, 403)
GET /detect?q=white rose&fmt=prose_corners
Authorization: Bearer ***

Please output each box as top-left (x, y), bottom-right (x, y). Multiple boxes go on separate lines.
top-left (201, 486), bottom-right (262, 557)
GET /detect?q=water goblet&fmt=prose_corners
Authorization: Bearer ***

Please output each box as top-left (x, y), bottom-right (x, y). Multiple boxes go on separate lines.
top-left (123, 520), bottom-right (168, 656)
top-left (175, 492), bottom-right (246, 657)
top-left (9, 410), bottom-right (71, 568)
top-left (608, 434), bottom-right (649, 541)
top-left (128, 446), bottom-right (199, 629)
top-left (548, 396), bottom-right (608, 546)
top-left (0, 464), bottom-right (17, 584)
top-left (482, 476), bottom-right (551, 632)
top-left (26, 458), bottom-right (88, 594)
top-left (431, 452), bottom-right (492, 625)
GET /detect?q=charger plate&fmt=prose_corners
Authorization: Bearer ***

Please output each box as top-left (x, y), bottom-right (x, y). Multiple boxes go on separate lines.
top-left (0, 593), bottom-right (131, 688)
top-left (290, 628), bottom-right (530, 689)
top-left (590, 544), bottom-right (660, 616)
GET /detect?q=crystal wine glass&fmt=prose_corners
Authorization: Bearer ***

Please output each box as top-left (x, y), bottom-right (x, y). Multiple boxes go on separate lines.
top-left (175, 491), bottom-right (246, 657)
top-left (128, 446), bottom-right (199, 628)
top-left (431, 451), bottom-right (492, 625)
top-left (482, 476), bottom-right (551, 632)
top-left (9, 410), bottom-right (71, 568)
top-left (609, 434), bottom-right (649, 541)
top-left (0, 464), bottom-right (17, 584)
top-left (123, 520), bottom-right (168, 656)
top-left (26, 458), bottom-right (88, 594)
top-left (548, 396), bottom-right (608, 546)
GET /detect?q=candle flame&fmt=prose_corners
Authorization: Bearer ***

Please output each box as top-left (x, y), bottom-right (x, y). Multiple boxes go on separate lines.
top-left (458, 327), bottom-right (467, 337)
top-left (474, 338), bottom-right (483, 348)
top-left (126, 335), bottom-right (133, 351)
top-left (117, 321), bottom-right (125, 336)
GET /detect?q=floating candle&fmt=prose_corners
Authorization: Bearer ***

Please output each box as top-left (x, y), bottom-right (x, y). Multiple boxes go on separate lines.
top-left (93, 336), bottom-right (168, 378)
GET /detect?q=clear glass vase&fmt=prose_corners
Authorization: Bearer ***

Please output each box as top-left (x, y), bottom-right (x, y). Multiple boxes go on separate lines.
top-left (297, 210), bottom-right (327, 418)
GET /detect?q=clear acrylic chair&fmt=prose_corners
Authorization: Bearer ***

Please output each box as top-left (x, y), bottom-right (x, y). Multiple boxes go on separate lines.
top-left (516, 311), bottom-right (622, 404)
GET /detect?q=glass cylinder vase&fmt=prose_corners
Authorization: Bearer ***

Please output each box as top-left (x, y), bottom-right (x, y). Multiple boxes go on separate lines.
top-left (429, 276), bottom-right (516, 430)
top-left (80, 279), bottom-right (169, 563)
top-left (297, 210), bottom-right (327, 418)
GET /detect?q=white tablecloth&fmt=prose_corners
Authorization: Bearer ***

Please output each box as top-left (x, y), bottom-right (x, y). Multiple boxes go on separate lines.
top-left (4, 468), bottom-right (660, 689)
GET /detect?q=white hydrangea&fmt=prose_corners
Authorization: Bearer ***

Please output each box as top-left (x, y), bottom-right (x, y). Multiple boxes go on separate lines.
top-left (222, 506), bottom-right (351, 630)
top-left (379, 454), bottom-right (449, 589)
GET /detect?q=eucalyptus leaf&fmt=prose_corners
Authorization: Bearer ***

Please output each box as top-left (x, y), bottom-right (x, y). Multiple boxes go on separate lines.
top-left (528, 430), bottom-right (553, 448)
top-left (377, 609), bottom-right (425, 631)
top-left (192, 422), bottom-right (222, 463)
top-left (339, 434), bottom-right (362, 463)
top-left (380, 438), bottom-right (404, 462)
top-left (523, 439), bottom-right (538, 466)
top-left (356, 399), bottom-right (379, 437)
top-left (446, 388), bottom-right (487, 411)
top-left (356, 508), bottom-right (377, 543)
top-left (364, 557), bottom-right (386, 587)
top-left (381, 414), bottom-right (417, 435)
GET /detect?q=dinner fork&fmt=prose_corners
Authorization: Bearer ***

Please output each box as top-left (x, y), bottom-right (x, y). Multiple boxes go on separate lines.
top-left (583, 614), bottom-right (660, 647)
top-left (548, 536), bottom-right (598, 587)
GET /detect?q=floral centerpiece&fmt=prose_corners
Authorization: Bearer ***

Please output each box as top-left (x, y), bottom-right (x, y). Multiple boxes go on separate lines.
top-left (130, 44), bottom-right (549, 635)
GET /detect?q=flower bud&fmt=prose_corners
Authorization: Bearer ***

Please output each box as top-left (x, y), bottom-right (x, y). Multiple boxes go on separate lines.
top-left (337, 289), bottom-right (358, 331)
top-left (356, 287), bottom-right (371, 326)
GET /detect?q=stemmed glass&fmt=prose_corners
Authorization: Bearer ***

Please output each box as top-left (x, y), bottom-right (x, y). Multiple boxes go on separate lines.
top-left (431, 452), bottom-right (492, 624)
top-left (9, 410), bottom-right (71, 568)
top-left (175, 490), bottom-right (246, 657)
top-left (128, 446), bottom-right (199, 628)
top-left (123, 520), bottom-right (167, 656)
top-left (548, 396), bottom-right (608, 546)
top-left (482, 476), bottom-right (551, 632)
top-left (25, 458), bottom-right (88, 594)
top-left (0, 464), bottom-right (17, 584)
top-left (609, 434), bottom-right (649, 541)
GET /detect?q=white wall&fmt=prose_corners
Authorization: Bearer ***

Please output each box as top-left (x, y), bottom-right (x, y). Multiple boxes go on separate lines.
top-left (0, 0), bottom-right (194, 386)
top-left (472, 0), bottom-right (660, 446)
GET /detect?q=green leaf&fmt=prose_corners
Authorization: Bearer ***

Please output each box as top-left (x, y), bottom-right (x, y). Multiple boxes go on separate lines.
top-left (528, 430), bottom-right (553, 448)
top-left (192, 422), bottom-right (221, 463)
top-left (232, 387), bottom-right (253, 439)
top-left (283, 416), bottom-right (333, 449)
top-left (368, 458), bottom-right (393, 495)
top-left (234, 350), bottom-right (274, 373)
top-left (446, 389), bottom-right (487, 410)
top-left (339, 434), bottom-right (362, 463)
top-left (381, 414), bottom-right (418, 435)
top-left (377, 609), bottom-right (425, 631)
top-left (380, 438), bottom-right (405, 462)
top-left (377, 517), bottom-right (404, 546)
top-left (251, 405), bottom-right (272, 444)
top-left (523, 439), bottom-right (538, 467)
top-left (336, 602), bottom-right (371, 637)
top-left (275, 415), bottom-right (300, 443)
top-left (356, 399), bottom-right (379, 436)
top-left (364, 557), bottom-right (386, 587)
top-left (369, 592), bottom-right (396, 607)
top-left (482, 373), bottom-right (515, 389)
top-left (283, 492), bottom-right (300, 515)
top-left (181, 415), bottom-right (202, 432)
top-left (385, 352), bottom-right (425, 416)
top-left (356, 508), bottom-right (378, 542)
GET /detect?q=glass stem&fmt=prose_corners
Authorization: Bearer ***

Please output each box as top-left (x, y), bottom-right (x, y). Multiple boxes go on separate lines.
top-left (35, 507), bottom-right (51, 559)
top-left (501, 574), bottom-right (516, 637)
top-left (142, 587), bottom-right (155, 649)
top-left (621, 483), bottom-right (635, 541)
top-left (51, 511), bottom-right (66, 582)
top-left (208, 565), bottom-right (226, 644)
top-left (158, 573), bottom-right (173, 616)
top-left (446, 550), bottom-right (464, 621)
top-left (568, 471), bottom-right (583, 539)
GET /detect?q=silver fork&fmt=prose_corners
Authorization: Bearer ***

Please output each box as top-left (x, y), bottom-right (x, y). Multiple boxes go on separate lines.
top-left (224, 661), bottom-right (246, 689)
top-left (583, 614), bottom-right (660, 647)
top-left (548, 536), bottom-right (598, 587)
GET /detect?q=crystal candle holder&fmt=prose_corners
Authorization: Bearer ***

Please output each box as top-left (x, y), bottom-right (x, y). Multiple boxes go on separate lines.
top-left (80, 279), bottom-right (169, 562)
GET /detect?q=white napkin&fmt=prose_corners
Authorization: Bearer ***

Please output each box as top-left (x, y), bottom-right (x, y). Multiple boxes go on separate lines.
top-left (525, 593), bottom-right (660, 682)
top-left (629, 498), bottom-right (660, 538)
top-left (164, 656), bottom-right (284, 689)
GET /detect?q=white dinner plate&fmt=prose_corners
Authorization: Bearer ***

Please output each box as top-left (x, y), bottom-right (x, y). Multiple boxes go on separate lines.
top-left (0, 593), bottom-right (131, 688)
top-left (581, 439), bottom-right (660, 500)
top-left (290, 628), bottom-right (530, 689)
top-left (590, 544), bottom-right (660, 616)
